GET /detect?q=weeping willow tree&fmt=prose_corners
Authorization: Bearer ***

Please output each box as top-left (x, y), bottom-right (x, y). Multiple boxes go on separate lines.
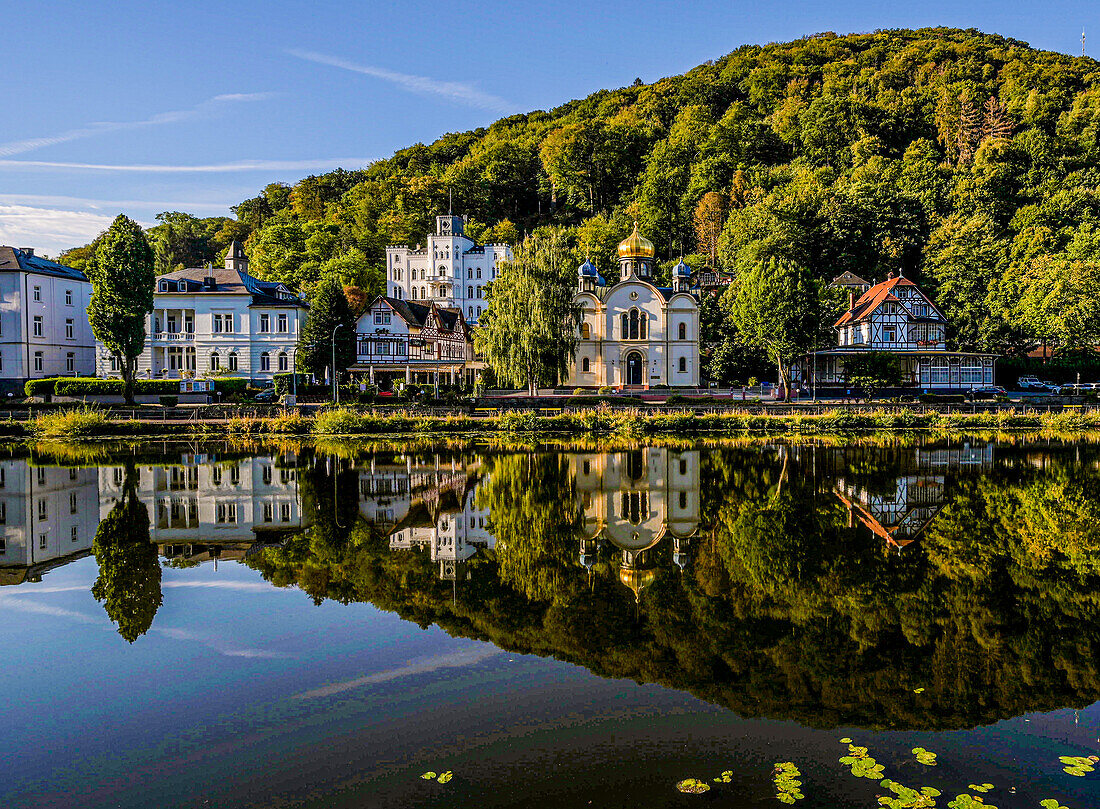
top-left (475, 229), bottom-right (581, 395)
top-left (91, 462), bottom-right (161, 643)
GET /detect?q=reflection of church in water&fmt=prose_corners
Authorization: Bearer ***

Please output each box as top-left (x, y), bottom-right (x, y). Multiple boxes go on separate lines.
top-left (829, 442), bottom-right (995, 551)
top-left (572, 448), bottom-right (701, 602)
top-left (357, 454), bottom-right (493, 581)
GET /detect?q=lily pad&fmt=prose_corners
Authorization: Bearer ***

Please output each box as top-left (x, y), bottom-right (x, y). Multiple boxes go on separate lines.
top-left (913, 688), bottom-right (925, 693)
top-left (773, 762), bottom-right (805, 803)
top-left (437, 771), bottom-right (453, 784)
top-left (676, 778), bottom-right (711, 794)
top-left (839, 737), bottom-right (853, 744)
top-left (912, 747), bottom-right (938, 766)
top-left (1039, 800), bottom-right (1070, 809)
top-left (966, 783), bottom-right (993, 792)
top-left (420, 772), bottom-right (437, 780)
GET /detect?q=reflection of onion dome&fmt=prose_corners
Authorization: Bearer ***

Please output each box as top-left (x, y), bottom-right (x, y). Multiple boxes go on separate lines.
top-left (578, 258), bottom-right (599, 277)
top-left (617, 222), bottom-right (655, 259)
top-left (674, 258), bottom-right (691, 277)
top-left (618, 567), bottom-right (656, 603)
top-left (673, 553), bottom-right (688, 571)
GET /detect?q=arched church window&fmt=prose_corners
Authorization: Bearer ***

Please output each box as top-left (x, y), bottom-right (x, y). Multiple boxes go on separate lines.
top-left (678, 322), bottom-right (686, 340)
top-left (582, 357), bottom-right (590, 372)
top-left (580, 323), bottom-right (590, 339)
top-left (621, 313), bottom-right (629, 339)
top-left (679, 356), bottom-right (687, 373)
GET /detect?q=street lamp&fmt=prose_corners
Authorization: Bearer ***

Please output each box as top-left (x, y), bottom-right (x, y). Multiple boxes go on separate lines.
top-left (332, 323), bottom-right (347, 404)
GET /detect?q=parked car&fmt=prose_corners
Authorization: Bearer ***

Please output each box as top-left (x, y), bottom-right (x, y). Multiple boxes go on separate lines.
top-left (966, 386), bottom-right (1006, 401)
top-left (1017, 376), bottom-right (1046, 390)
top-left (253, 389), bottom-right (277, 402)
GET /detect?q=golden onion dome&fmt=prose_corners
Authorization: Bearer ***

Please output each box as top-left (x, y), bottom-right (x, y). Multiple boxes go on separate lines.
top-left (618, 567), bottom-right (657, 603)
top-left (617, 222), bottom-right (655, 259)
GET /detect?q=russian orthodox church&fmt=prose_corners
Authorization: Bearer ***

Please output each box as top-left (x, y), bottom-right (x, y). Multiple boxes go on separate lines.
top-left (567, 224), bottom-right (700, 389)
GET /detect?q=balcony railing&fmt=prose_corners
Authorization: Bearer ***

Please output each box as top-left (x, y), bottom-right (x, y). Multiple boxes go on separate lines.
top-left (152, 332), bottom-right (194, 342)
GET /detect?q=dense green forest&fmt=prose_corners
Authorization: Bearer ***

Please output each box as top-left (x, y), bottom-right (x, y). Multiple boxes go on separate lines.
top-left (62, 27), bottom-right (1100, 362)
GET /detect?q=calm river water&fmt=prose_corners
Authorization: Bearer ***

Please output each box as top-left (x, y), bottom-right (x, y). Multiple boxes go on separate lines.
top-left (1, 437), bottom-right (1099, 808)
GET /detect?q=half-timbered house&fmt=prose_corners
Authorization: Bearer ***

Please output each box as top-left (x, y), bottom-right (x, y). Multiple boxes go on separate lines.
top-left (791, 272), bottom-right (997, 392)
top-left (351, 296), bottom-right (478, 388)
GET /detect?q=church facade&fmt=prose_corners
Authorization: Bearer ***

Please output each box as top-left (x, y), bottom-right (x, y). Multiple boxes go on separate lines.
top-left (567, 224), bottom-right (700, 389)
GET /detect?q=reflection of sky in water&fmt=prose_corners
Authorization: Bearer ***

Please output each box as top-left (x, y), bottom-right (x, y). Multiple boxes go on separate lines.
top-left (1, 443), bottom-right (1099, 808)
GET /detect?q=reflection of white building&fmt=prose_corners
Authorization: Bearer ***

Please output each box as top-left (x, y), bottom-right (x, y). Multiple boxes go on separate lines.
top-left (98, 455), bottom-right (304, 559)
top-left (373, 455), bottom-right (492, 581)
top-left (571, 448), bottom-right (700, 601)
top-left (834, 443), bottom-right (994, 550)
top-left (0, 460), bottom-right (98, 585)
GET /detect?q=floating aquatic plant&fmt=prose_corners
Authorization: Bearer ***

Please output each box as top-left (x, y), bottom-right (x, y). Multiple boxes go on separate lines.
top-left (1039, 800), bottom-right (1070, 809)
top-left (840, 744), bottom-right (885, 779)
top-left (912, 747), bottom-right (938, 766)
top-left (420, 772), bottom-right (437, 780)
top-left (437, 771), bottom-right (453, 784)
top-left (1059, 755), bottom-right (1098, 777)
top-left (676, 778), bottom-right (711, 794)
top-left (914, 688), bottom-right (926, 694)
top-left (773, 762), bottom-right (804, 803)
top-left (877, 779), bottom-right (940, 809)
top-left (946, 794), bottom-right (997, 809)
top-left (966, 784), bottom-right (993, 793)
top-left (713, 770), bottom-right (733, 783)
top-left (840, 737), bottom-right (853, 744)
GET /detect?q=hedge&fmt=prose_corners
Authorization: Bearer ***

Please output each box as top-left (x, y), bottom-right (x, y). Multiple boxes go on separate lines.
top-left (55, 379), bottom-right (180, 396)
top-left (25, 377), bottom-right (73, 396)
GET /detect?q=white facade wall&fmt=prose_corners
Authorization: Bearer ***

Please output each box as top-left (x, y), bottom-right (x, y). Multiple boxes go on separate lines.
top-left (0, 270), bottom-right (94, 384)
top-left (386, 216), bottom-right (511, 323)
top-left (0, 461), bottom-right (98, 573)
top-left (96, 293), bottom-right (304, 383)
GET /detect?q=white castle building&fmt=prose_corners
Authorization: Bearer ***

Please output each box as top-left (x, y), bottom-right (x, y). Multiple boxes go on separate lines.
top-left (568, 224), bottom-right (701, 389)
top-left (0, 247), bottom-right (95, 394)
top-left (385, 215), bottom-right (511, 323)
top-left (96, 242), bottom-right (308, 384)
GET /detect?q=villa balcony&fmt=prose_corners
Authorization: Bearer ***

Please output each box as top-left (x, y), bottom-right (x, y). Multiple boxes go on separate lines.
top-left (152, 332), bottom-right (195, 343)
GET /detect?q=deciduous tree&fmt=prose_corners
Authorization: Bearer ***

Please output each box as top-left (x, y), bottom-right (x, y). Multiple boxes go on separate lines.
top-left (297, 276), bottom-right (357, 385)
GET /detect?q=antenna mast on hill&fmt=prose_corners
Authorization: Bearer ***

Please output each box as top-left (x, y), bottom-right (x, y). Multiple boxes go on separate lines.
top-left (1084, 28), bottom-right (1087, 57)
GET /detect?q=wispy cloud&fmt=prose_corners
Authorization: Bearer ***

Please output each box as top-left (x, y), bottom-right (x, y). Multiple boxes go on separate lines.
top-left (0, 158), bottom-right (370, 173)
top-left (0, 193), bottom-right (235, 213)
top-left (0, 203), bottom-right (120, 253)
top-left (0, 596), bottom-right (104, 625)
top-left (0, 93), bottom-right (278, 158)
top-left (288, 48), bottom-right (512, 113)
top-left (153, 626), bottom-right (292, 659)
top-left (293, 645), bottom-right (501, 699)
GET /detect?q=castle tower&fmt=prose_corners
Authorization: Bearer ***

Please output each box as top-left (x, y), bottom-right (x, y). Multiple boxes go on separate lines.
top-left (225, 241), bottom-right (248, 273)
top-left (617, 222), bottom-right (655, 281)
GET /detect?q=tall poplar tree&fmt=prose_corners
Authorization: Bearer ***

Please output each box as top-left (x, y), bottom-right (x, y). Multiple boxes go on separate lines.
top-left (475, 229), bottom-right (580, 395)
top-left (88, 215), bottom-right (155, 405)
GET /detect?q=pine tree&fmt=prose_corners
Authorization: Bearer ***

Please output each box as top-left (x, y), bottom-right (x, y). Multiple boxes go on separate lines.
top-left (297, 276), bottom-right (357, 385)
top-left (88, 215), bottom-right (155, 405)
top-left (957, 91), bottom-right (983, 164)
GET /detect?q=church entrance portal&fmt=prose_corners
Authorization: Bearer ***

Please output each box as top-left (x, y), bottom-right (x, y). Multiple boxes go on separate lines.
top-left (626, 351), bottom-right (644, 386)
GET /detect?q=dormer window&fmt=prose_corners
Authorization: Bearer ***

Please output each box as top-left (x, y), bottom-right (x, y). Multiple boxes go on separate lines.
top-left (159, 281), bottom-right (168, 292)
top-left (178, 281), bottom-right (187, 292)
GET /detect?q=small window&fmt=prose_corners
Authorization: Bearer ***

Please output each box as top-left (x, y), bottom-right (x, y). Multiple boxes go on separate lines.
top-left (228, 352), bottom-right (238, 371)
top-left (679, 356), bottom-right (687, 373)
top-left (160, 281), bottom-right (168, 292)
top-left (210, 353), bottom-right (220, 371)
top-left (277, 313), bottom-right (288, 333)
top-left (278, 352), bottom-right (289, 371)
top-left (71, 525), bottom-right (78, 542)
top-left (33, 285), bottom-right (41, 302)
top-left (582, 357), bottom-right (590, 372)
top-left (33, 316), bottom-right (43, 337)
top-left (66, 353), bottom-right (74, 373)
top-left (0, 503), bottom-right (6, 525)
top-left (224, 315), bottom-right (234, 334)
top-left (65, 289), bottom-right (73, 306)
top-left (70, 492), bottom-right (78, 514)
top-left (38, 498), bottom-right (47, 521)
top-left (33, 352), bottom-right (42, 372)
top-left (678, 322), bottom-right (686, 340)
top-left (280, 503), bottom-right (291, 522)
top-left (263, 503), bottom-right (273, 522)
top-left (260, 352), bottom-right (270, 371)
top-left (262, 465), bottom-right (272, 484)
top-left (580, 323), bottom-right (590, 339)
top-left (259, 314), bottom-right (270, 333)
top-left (66, 319), bottom-right (74, 339)
top-left (212, 314), bottom-right (222, 333)
top-left (39, 533), bottom-right (48, 550)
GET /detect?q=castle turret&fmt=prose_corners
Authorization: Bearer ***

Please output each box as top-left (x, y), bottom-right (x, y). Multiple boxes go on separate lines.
top-left (225, 241), bottom-right (248, 273)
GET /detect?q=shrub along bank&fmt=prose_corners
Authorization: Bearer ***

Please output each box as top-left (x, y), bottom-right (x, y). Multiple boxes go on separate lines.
top-left (22, 405), bottom-right (1100, 440)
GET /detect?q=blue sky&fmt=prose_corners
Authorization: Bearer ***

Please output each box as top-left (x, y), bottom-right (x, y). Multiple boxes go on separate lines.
top-left (2, 0), bottom-right (1098, 255)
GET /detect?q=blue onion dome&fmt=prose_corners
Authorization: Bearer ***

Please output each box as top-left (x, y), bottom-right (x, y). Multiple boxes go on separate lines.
top-left (579, 258), bottom-right (599, 277)
top-left (674, 258), bottom-right (691, 277)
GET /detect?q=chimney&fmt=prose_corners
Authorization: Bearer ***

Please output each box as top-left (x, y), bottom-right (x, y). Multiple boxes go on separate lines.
top-left (849, 291), bottom-right (856, 310)
top-left (19, 248), bottom-right (34, 257)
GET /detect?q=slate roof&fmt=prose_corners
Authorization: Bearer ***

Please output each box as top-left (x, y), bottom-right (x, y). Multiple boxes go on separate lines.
top-left (831, 271), bottom-right (871, 287)
top-left (379, 297), bottom-right (464, 333)
top-left (834, 274), bottom-right (940, 327)
top-left (0, 247), bottom-right (88, 282)
top-left (157, 267), bottom-right (307, 308)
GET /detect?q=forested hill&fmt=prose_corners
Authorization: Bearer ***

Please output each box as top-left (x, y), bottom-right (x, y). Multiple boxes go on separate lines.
top-left (64, 28), bottom-right (1100, 352)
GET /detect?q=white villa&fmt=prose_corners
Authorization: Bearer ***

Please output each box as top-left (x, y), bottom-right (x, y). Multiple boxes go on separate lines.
top-left (568, 224), bottom-right (700, 389)
top-left (351, 296), bottom-right (477, 388)
top-left (0, 247), bottom-right (94, 394)
top-left (792, 271), bottom-right (996, 392)
top-left (386, 215), bottom-right (511, 323)
top-left (0, 459), bottom-right (99, 586)
top-left (95, 242), bottom-right (308, 384)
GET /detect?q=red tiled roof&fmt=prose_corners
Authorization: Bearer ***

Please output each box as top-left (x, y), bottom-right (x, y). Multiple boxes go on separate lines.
top-left (834, 275), bottom-right (932, 327)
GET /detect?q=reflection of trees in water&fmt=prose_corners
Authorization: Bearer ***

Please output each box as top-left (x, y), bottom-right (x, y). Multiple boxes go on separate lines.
top-left (246, 442), bottom-right (1100, 731)
top-left (91, 462), bottom-right (161, 643)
